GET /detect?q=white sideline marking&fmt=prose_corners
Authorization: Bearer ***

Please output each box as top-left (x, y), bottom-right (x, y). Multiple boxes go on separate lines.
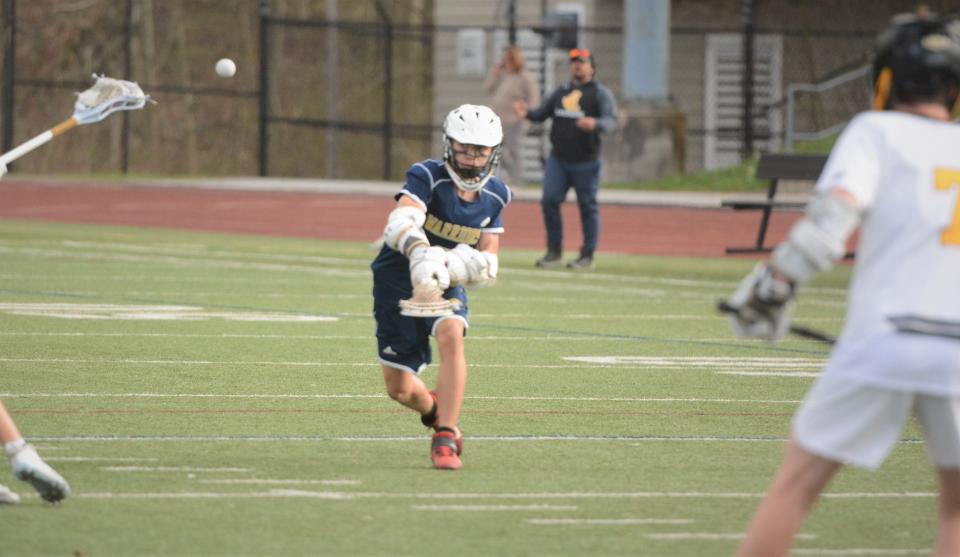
top-left (71, 490), bottom-right (354, 500)
top-left (0, 245), bottom-right (369, 279)
top-left (199, 479), bottom-right (361, 486)
top-left (56, 490), bottom-right (937, 501)
top-left (528, 518), bottom-right (691, 525)
top-left (35, 434), bottom-right (924, 447)
top-left (719, 371), bottom-right (821, 378)
top-left (100, 466), bottom-right (252, 473)
top-left (0, 303), bottom-right (336, 322)
top-left (0, 356), bottom-right (819, 373)
top-left (0, 332), bottom-right (369, 339)
top-left (0, 332), bottom-right (721, 342)
top-left (646, 532), bottom-right (817, 541)
top-left (792, 550), bottom-right (928, 555)
top-left (39, 435), bottom-right (792, 443)
top-left (0, 357), bottom-right (777, 370)
top-left (0, 393), bottom-right (802, 404)
top-left (563, 356), bottom-right (824, 368)
top-left (56, 240), bottom-right (370, 267)
top-left (414, 505), bottom-right (578, 512)
top-left (45, 457), bottom-right (159, 462)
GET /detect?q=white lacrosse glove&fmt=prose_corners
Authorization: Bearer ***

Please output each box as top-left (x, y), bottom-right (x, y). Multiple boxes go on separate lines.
top-left (446, 243), bottom-right (497, 287)
top-left (726, 263), bottom-right (796, 340)
top-left (409, 246), bottom-right (451, 290)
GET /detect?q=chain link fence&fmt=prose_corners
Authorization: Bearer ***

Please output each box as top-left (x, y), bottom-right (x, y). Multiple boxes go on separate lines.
top-left (0, 1), bottom-right (947, 180)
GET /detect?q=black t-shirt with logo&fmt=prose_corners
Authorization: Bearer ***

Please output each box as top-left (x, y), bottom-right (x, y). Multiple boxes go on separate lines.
top-left (526, 80), bottom-right (617, 163)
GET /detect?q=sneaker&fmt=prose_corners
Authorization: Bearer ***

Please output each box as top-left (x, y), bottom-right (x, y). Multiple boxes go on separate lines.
top-left (430, 431), bottom-right (463, 470)
top-left (566, 255), bottom-right (594, 270)
top-left (535, 250), bottom-right (563, 268)
top-left (421, 391), bottom-right (463, 455)
top-left (0, 484), bottom-right (20, 505)
top-left (10, 445), bottom-right (70, 503)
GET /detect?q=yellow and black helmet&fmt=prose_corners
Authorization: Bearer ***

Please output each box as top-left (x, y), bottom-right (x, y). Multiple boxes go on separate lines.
top-left (872, 13), bottom-right (960, 112)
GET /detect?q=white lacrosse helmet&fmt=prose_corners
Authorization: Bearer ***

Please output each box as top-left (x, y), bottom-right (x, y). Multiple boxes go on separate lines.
top-left (442, 104), bottom-right (503, 192)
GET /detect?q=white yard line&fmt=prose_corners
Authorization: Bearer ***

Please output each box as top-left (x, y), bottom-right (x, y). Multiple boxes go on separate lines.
top-left (0, 245), bottom-right (368, 278)
top-left (646, 532), bottom-right (817, 540)
top-left (528, 518), bottom-right (692, 525)
top-left (413, 504), bottom-right (578, 512)
top-left (0, 332), bottom-right (769, 342)
top-left (20, 489), bottom-right (936, 501)
top-left (791, 550), bottom-right (928, 556)
top-left (45, 457), bottom-right (159, 462)
top-left (719, 371), bottom-right (821, 377)
top-left (100, 466), bottom-right (252, 473)
top-left (33, 435), bottom-right (924, 446)
top-left (0, 392), bottom-right (802, 404)
top-left (0, 357), bottom-right (822, 371)
top-left (198, 479), bottom-right (361, 486)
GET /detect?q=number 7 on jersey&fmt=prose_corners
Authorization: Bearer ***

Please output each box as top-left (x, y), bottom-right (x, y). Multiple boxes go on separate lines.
top-left (935, 168), bottom-right (960, 246)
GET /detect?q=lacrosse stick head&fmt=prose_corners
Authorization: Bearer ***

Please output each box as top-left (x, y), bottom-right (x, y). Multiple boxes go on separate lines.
top-left (73, 74), bottom-right (151, 125)
top-left (399, 284), bottom-right (462, 318)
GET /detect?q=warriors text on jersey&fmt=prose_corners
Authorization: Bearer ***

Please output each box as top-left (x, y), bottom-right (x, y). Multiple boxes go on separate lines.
top-left (371, 159), bottom-right (512, 299)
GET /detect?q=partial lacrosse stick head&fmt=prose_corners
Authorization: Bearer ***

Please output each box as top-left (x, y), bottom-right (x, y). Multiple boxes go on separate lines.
top-left (73, 74), bottom-right (151, 125)
top-left (399, 284), bottom-right (463, 318)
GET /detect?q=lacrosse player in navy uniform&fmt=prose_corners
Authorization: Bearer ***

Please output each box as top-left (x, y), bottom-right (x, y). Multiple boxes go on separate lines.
top-left (725, 13), bottom-right (960, 556)
top-left (372, 105), bottom-right (510, 470)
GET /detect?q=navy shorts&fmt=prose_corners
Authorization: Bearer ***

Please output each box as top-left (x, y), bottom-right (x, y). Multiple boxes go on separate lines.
top-left (373, 285), bottom-right (468, 374)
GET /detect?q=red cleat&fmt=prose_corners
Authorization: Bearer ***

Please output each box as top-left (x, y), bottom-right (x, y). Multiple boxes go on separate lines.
top-left (422, 391), bottom-right (463, 454)
top-left (430, 431), bottom-right (463, 470)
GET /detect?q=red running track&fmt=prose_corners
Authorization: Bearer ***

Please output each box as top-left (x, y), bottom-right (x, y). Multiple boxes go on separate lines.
top-left (0, 181), bottom-right (803, 258)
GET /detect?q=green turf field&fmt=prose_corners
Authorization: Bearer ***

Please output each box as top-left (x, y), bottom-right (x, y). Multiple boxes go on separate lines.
top-left (0, 219), bottom-right (935, 556)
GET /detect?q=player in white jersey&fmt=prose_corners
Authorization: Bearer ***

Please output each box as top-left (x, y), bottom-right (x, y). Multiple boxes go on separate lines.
top-left (724, 13), bottom-right (960, 556)
top-left (0, 164), bottom-right (71, 504)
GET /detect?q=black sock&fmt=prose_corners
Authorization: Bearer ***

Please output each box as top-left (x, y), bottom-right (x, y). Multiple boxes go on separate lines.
top-left (420, 402), bottom-right (437, 427)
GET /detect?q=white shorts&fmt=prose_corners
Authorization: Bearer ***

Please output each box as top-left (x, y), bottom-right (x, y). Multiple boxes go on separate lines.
top-left (793, 373), bottom-right (960, 470)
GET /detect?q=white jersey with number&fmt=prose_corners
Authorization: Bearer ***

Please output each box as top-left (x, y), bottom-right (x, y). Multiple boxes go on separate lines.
top-left (815, 111), bottom-right (960, 395)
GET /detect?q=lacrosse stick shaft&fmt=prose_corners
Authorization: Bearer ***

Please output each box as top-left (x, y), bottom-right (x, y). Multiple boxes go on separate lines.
top-left (0, 117), bottom-right (78, 166)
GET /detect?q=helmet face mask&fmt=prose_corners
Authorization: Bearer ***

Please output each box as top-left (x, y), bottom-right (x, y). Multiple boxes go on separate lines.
top-left (442, 105), bottom-right (504, 192)
top-left (872, 14), bottom-right (960, 111)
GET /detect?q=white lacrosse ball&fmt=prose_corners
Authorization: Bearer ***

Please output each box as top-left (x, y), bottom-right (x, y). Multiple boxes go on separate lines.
top-left (215, 58), bottom-right (236, 78)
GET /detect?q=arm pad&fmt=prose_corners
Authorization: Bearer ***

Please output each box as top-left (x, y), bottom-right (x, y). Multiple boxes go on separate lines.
top-left (383, 206), bottom-right (428, 257)
top-left (772, 192), bottom-right (861, 283)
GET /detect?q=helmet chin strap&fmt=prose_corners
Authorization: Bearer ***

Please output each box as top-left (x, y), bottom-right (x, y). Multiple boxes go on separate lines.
top-left (444, 160), bottom-right (492, 192)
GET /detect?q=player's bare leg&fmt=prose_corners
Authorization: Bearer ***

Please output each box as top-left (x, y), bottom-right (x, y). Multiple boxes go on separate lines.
top-left (0, 400), bottom-right (24, 444)
top-left (380, 365), bottom-right (434, 415)
top-left (736, 436), bottom-right (841, 557)
top-left (434, 319), bottom-right (466, 433)
top-left (935, 469), bottom-right (960, 557)
top-left (0, 400), bottom-right (70, 503)
top-left (431, 318), bottom-right (467, 469)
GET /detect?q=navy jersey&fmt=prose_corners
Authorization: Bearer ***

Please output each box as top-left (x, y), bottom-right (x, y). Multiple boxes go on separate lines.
top-left (372, 159), bottom-right (512, 299)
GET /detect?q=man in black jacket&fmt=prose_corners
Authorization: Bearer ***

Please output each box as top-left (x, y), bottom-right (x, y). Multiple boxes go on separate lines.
top-left (515, 48), bottom-right (618, 269)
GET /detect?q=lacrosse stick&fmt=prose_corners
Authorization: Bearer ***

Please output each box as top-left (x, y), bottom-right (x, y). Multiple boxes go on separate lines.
top-left (716, 301), bottom-right (836, 345)
top-left (0, 74), bottom-right (151, 167)
top-left (399, 284), bottom-right (462, 318)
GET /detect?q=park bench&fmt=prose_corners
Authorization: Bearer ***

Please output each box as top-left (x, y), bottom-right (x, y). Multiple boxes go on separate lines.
top-left (723, 153), bottom-right (828, 254)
